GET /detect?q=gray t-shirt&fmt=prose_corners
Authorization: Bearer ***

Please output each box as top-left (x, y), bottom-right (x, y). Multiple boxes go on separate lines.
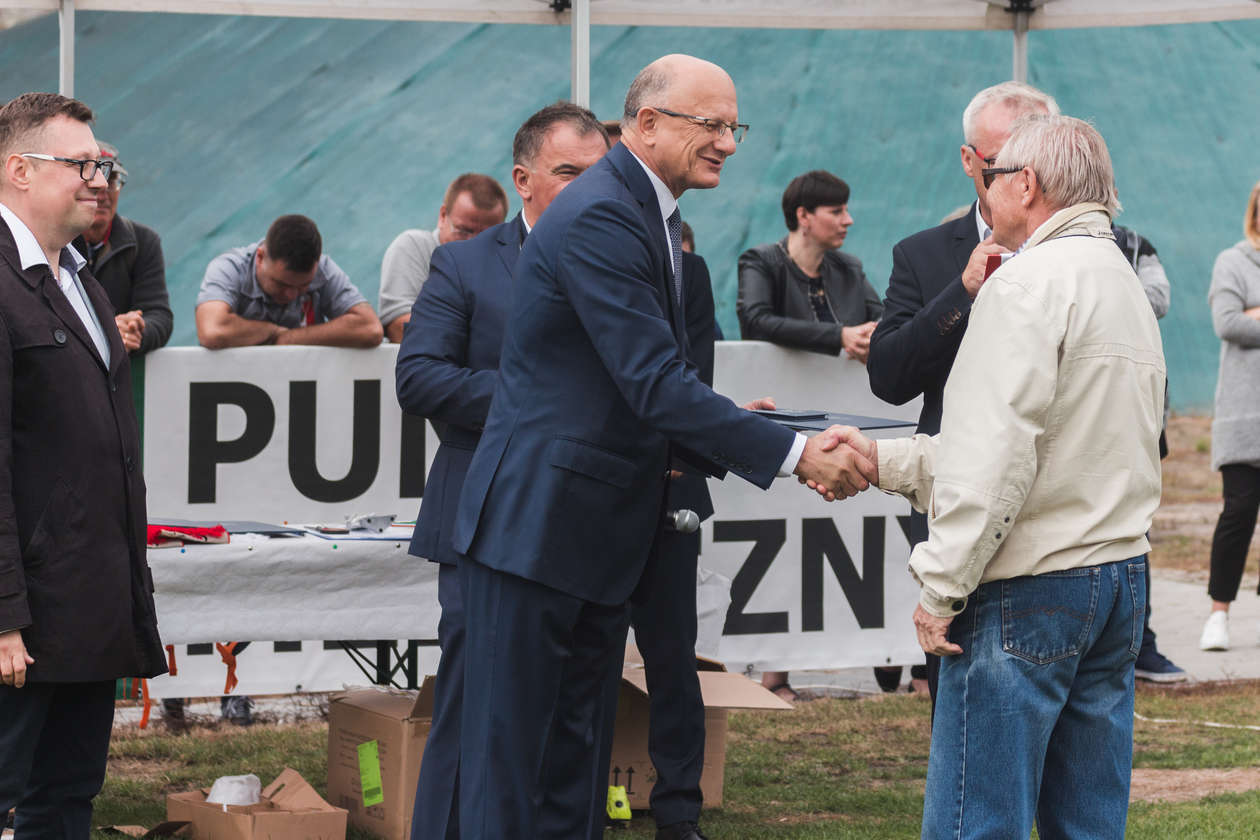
top-left (378, 227), bottom-right (440, 328)
top-left (198, 240), bottom-right (366, 328)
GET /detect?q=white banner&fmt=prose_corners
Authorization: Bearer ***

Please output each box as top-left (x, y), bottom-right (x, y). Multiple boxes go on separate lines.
top-left (143, 342), bottom-right (924, 677)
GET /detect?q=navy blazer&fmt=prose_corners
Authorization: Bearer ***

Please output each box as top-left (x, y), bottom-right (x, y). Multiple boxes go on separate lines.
top-left (452, 142), bottom-right (794, 605)
top-left (866, 204), bottom-right (980, 438)
top-left (395, 215), bottom-right (524, 565)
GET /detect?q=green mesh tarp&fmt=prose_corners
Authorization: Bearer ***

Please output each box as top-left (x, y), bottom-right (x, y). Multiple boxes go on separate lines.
top-left (2, 13), bottom-right (1257, 410)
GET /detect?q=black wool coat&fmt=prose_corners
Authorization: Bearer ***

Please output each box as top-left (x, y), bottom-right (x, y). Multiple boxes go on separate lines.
top-left (0, 217), bottom-right (166, 682)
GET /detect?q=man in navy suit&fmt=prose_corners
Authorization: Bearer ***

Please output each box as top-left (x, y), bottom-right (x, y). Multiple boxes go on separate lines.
top-left (394, 102), bottom-right (612, 840)
top-left (866, 81), bottom-right (1057, 701)
top-left (452, 54), bottom-right (875, 840)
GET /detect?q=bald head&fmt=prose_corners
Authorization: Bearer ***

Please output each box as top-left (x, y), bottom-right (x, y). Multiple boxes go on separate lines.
top-left (620, 54), bottom-right (740, 198)
top-left (621, 54), bottom-right (734, 130)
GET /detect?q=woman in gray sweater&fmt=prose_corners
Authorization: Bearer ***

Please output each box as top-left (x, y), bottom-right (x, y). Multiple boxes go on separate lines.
top-left (1202, 179), bottom-right (1260, 651)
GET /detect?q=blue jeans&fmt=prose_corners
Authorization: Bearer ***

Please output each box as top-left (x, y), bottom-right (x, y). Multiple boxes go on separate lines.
top-left (922, 556), bottom-right (1146, 840)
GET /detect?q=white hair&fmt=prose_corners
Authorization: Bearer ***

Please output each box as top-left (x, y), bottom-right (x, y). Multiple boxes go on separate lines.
top-left (962, 81), bottom-right (1060, 146)
top-left (997, 113), bottom-right (1121, 216)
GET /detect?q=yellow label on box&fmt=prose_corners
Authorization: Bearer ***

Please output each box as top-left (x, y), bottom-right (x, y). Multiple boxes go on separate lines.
top-left (357, 740), bottom-right (384, 807)
top-left (606, 785), bottom-right (631, 821)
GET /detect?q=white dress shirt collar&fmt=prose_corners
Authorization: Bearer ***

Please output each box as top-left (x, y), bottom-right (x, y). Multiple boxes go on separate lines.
top-left (625, 148), bottom-right (679, 224)
top-left (974, 201), bottom-right (991, 243)
top-left (625, 148), bottom-right (681, 277)
top-left (0, 201), bottom-right (108, 365)
top-left (0, 201), bottom-right (85, 273)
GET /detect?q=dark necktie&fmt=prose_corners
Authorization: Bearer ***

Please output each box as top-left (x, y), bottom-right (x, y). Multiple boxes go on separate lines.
top-left (666, 208), bottom-right (683, 306)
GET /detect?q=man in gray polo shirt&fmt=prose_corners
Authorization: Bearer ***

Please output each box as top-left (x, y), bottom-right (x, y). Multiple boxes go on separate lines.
top-left (196, 214), bottom-right (382, 348)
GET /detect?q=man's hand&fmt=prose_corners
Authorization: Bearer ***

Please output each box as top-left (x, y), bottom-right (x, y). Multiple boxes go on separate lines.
top-left (961, 236), bottom-right (1006, 299)
top-left (1245, 305), bottom-right (1260, 322)
top-left (115, 310), bottom-right (144, 352)
top-left (741, 396), bottom-right (776, 411)
top-left (0, 629), bottom-right (34, 688)
top-left (841, 321), bottom-right (877, 364)
top-left (800, 425), bottom-right (878, 499)
top-left (913, 605), bottom-right (963, 656)
top-left (793, 432), bottom-right (876, 501)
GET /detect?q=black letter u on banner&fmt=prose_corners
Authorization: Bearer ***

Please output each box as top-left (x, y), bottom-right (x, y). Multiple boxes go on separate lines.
top-left (288, 379), bottom-right (380, 502)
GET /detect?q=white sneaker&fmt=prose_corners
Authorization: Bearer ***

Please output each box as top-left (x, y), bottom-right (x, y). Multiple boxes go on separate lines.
top-left (1200, 611), bottom-right (1229, 651)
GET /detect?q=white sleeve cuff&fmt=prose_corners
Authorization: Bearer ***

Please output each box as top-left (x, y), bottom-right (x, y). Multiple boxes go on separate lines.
top-left (777, 433), bottom-right (808, 477)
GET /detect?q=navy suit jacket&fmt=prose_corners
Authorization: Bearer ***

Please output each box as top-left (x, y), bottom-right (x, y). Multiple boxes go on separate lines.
top-left (866, 203), bottom-right (978, 546)
top-left (452, 142), bottom-right (794, 605)
top-left (867, 204), bottom-right (979, 439)
top-left (396, 215), bottom-right (524, 565)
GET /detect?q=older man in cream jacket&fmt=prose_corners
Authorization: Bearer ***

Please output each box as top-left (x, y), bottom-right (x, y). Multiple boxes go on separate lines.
top-left (818, 114), bottom-right (1165, 840)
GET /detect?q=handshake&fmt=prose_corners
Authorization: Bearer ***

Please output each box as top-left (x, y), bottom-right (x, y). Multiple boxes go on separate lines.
top-left (740, 399), bottom-right (877, 502)
top-left (793, 424), bottom-right (878, 502)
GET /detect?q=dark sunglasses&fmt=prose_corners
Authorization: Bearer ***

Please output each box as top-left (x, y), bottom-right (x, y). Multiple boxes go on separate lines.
top-left (981, 166), bottom-right (1023, 189)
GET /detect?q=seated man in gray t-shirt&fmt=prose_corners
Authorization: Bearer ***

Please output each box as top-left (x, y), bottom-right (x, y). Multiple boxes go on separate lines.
top-left (378, 173), bottom-right (507, 343)
top-left (196, 214), bottom-right (382, 348)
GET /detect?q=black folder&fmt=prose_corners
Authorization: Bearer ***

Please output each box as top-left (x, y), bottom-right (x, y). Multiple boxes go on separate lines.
top-left (752, 409), bottom-right (915, 433)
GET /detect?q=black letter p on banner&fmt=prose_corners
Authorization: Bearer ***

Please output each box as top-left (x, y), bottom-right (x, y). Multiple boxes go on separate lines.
top-left (188, 382), bottom-right (276, 503)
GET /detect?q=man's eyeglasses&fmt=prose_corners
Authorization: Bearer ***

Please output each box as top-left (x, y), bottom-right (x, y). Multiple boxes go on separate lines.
top-left (651, 107), bottom-right (749, 144)
top-left (968, 144), bottom-right (997, 166)
top-left (19, 153), bottom-right (114, 183)
top-left (981, 166), bottom-right (1023, 189)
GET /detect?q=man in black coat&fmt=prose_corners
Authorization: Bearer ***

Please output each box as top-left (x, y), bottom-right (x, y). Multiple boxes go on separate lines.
top-left (0, 93), bottom-right (165, 835)
top-left (866, 81), bottom-right (1057, 701)
top-left (76, 142), bottom-right (172, 355)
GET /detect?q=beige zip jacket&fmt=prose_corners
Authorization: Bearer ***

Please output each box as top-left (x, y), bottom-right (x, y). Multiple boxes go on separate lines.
top-left (877, 203), bottom-right (1166, 617)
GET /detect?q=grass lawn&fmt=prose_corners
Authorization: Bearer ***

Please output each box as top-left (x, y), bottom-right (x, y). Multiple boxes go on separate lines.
top-left (87, 680), bottom-right (1260, 839)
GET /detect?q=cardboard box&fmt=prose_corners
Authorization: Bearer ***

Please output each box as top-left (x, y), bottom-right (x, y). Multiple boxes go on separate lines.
top-left (99, 823), bottom-right (190, 838)
top-left (326, 681), bottom-right (434, 839)
top-left (166, 768), bottom-right (347, 840)
top-left (609, 655), bottom-right (792, 809)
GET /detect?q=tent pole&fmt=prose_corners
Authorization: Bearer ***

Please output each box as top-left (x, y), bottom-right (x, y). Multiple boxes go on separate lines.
top-left (571, 0), bottom-right (590, 107)
top-left (59, 0), bottom-right (75, 97)
top-left (1012, 8), bottom-right (1029, 82)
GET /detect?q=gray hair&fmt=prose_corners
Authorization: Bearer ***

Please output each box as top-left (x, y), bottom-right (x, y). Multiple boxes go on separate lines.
top-left (621, 63), bottom-right (671, 129)
top-left (996, 113), bottom-right (1121, 216)
top-left (962, 81), bottom-right (1059, 146)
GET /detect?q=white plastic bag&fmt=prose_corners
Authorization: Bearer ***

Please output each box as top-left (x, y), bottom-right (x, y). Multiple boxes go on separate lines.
top-left (206, 773), bottom-right (261, 806)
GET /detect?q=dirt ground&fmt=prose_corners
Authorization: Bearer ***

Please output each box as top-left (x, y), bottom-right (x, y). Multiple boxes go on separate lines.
top-left (1131, 767), bottom-right (1260, 803)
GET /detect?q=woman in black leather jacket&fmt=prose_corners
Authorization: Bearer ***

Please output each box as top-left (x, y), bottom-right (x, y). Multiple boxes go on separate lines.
top-left (737, 170), bottom-right (882, 360)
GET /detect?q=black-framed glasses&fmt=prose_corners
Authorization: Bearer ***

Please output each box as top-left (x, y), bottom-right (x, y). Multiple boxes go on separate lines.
top-left (981, 166), bottom-right (1023, 189)
top-left (19, 153), bottom-right (114, 183)
top-left (967, 144), bottom-right (997, 166)
top-left (651, 107), bottom-right (749, 143)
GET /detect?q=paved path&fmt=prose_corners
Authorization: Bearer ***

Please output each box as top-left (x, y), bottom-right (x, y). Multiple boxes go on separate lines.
top-left (1147, 571), bottom-right (1260, 682)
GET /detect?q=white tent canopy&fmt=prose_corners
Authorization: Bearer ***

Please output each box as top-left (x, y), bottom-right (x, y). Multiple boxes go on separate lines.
top-left (1, 0), bottom-right (1258, 100)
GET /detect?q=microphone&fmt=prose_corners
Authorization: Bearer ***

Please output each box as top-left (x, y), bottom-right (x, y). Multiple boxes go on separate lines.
top-left (664, 508), bottom-right (700, 534)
